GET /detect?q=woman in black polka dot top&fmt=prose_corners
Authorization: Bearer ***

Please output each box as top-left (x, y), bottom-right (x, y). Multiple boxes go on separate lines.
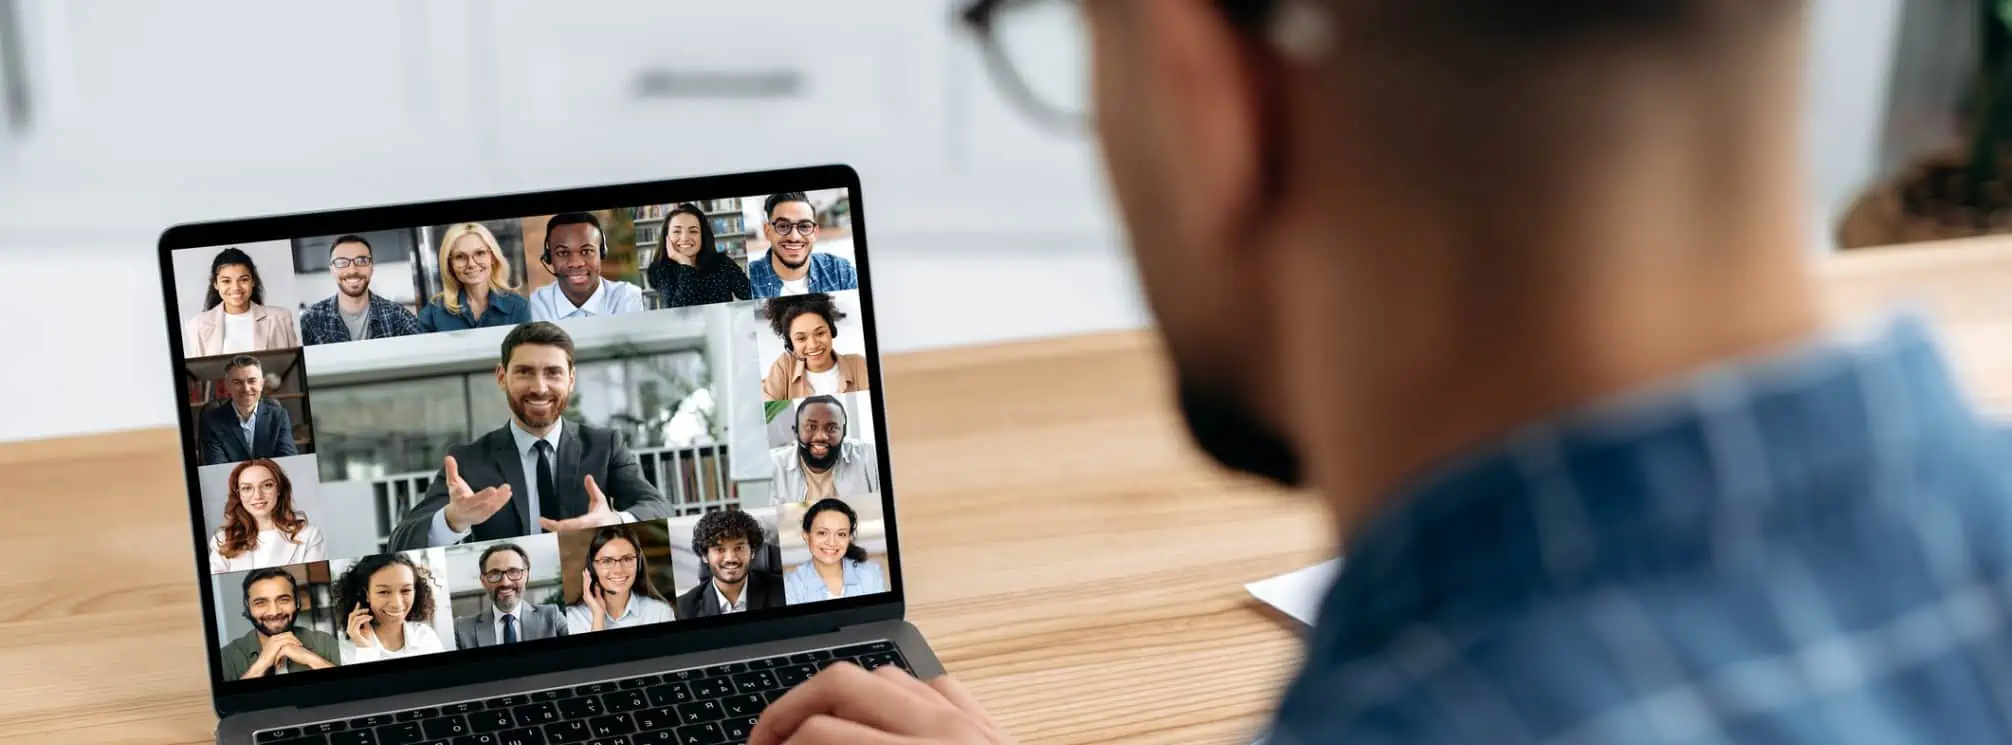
top-left (646, 203), bottom-right (753, 308)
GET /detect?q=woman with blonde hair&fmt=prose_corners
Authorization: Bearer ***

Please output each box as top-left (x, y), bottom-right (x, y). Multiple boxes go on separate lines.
top-left (207, 458), bottom-right (326, 574)
top-left (416, 222), bottom-right (531, 332)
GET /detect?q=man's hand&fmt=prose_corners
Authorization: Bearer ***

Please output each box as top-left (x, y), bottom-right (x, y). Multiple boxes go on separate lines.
top-left (539, 475), bottom-right (621, 532)
top-left (440, 455), bottom-right (513, 532)
top-left (255, 631), bottom-right (298, 666)
top-left (280, 638), bottom-right (336, 670)
top-left (751, 664), bottom-right (1013, 745)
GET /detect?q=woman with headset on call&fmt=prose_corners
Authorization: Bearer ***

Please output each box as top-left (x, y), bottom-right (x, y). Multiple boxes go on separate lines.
top-left (566, 524), bottom-right (675, 633)
top-left (760, 293), bottom-right (871, 401)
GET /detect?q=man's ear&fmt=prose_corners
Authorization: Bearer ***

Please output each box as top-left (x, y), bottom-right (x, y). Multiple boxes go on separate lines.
top-left (1133, 0), bottom-right (1272, 259)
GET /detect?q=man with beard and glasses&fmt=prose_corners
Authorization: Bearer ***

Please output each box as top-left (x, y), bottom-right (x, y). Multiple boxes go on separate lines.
top-left (676, 508), bottom-right (785, 618)
top-left (528, 212), bottom-right (647, 322)
top-left (768, 395), bottom-right (880, 504)
top-left (218, 567), bottom-right (339, 680)
top-left (196, 355), bottom-right (298, 465)
top-left (747, 192), bottom-right (858, 298)
top-left (298, 234), bottom-right (421, 346)
top-left (454, 542), bottom-right (570, 648)
top-left (387, 321), bottom-right (670, 550)
top-left (752, 2), bottom-right (2012, 745)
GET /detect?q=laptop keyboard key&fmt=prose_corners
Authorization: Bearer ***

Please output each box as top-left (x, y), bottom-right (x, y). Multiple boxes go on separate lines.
top-left (858, 652), bottom-right (906, 671)
top-left (331, 731), bottom-right (378, 745)
top-left (602, 690), bottom-right (649, 713)
top-left (586, 738), bottom-right (631, 745)
top-left (620, 675), bottom-right (660, 689)
top-left (675, 722), bottom-right (724, 745)
top-left (675, 700), bottom-right (724, 725)
top-left (632, 733), bottom-right (677, 745)
top-left (513, 703), bottom-right (560, 726)
top-left (259, 728), bottom-right (304, 742)
top-left (349, 715), bottom-right (397, 730)
top-left (719, 695), bottom-right (763, 720)
top-left (453, 735), bottom-right (500, 745)
top-left (377, 722), bottom-right (427, 745)
top-left (270, 737), bottom-right (328, 745)
top-left (444, 702), bottom-right (483, 716)
top-left (544, 720), bottom-right (592, 743)
top-left (470, 710), bottom-right (514, 733)
top-left (533, 690), bottom-right (568, 703)
top-left (574, 682), bottom-right (617, 697)
top-left (730, 671), bottom-right (777, 694)
top-left (633, 707), bottom-right (680, 732)
top-left (787, 650), bottom-right (831, 665)
top-left (703, 663), bottom-right (745, 677)
top-left (425, 716), bottom-right (471, 739)
top-left (498, 728), bottom-right (546, 745)
top-left (398, 708), bottom-right (441, 722)
top-left (689, 678), bottom-right (731, 699)
top-left (589, 714), bottom-right (636, 738)
top-left (775, 665), bottom-right (816, 688)
top-left (646, 684), bottom-right (692, 708)
top-left (488, 696), bottom-right (526, 710)
top-left (557, 696), bottom-right (605, 719)
top-left (721, 717), bottom-right (757, 744)
top-left (828, 642), bottom-right (892, 659)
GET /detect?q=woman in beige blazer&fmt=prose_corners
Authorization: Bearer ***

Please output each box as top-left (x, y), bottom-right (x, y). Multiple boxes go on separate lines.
top-left (762, 293), bottom-right (871, 401)
top-left (183, 247), bottom-right (300, 358)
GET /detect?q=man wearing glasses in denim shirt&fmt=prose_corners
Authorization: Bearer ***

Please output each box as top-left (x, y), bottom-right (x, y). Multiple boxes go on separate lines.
top-left (750, 1), bottom-right (2012, 745)
top-left (748, 191), bottom-right (858, 298)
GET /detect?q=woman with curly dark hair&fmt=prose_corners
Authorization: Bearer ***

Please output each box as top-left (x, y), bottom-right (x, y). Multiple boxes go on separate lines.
top-left (760, 292), bottom-right (871, 400)
top-left (207, 458), bottom-right (325, 574)
top-left (335, 552), bottom-right (447, 664)
top-left (783, 498), bottom-right (886, 604)
top-left (646, 203), bottom-right (752, 308)
top-left (182, 246), bottom-right (300, 357)
top-left (565, 524), bottom-right (674, 633)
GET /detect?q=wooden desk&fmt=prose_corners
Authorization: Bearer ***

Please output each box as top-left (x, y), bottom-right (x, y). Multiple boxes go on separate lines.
top-left (1, 237), bottom-right (2008, 745)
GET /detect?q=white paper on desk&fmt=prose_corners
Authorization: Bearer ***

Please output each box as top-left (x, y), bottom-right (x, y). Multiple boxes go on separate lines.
top-left (1245, 559), bottom-right (1341, 626)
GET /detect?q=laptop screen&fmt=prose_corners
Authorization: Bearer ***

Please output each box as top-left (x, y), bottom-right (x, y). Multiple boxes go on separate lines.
top-left (166, 187), bottom-right (892, 687)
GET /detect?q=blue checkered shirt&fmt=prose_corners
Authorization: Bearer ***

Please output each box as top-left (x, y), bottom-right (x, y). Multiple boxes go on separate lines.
top-left (1268, 314), bottom-right (2012, 744)
top-left (299, 292), bottom-right (422, 346)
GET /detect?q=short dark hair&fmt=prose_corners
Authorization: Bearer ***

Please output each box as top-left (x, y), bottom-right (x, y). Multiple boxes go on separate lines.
top-left (330, 234), bottom-right (372, 257)
top-left (203, 247), bottom-right (265, 310)
top-left (241, 566), bottom-right (299, 603)
top-left (795, 394), bottom-right (846, 430)
top-left (478, 542), bottom-right (530, 572)
top-left (692, 508), bottom-right (765, 556)
top-left (545, 212), bottom-right (605, 250)
top-left (224, 355), bottom-right (263, 376)
top-left (765, 293), bottom-right (845, 344)
top-left (500, 321), bottom-right (576, 369)
top-left (801, 498), bottom-right (869, 564)
top-left (763, 192), bottom-right (813, 217)
top-left (335, 553), bottom-right (437, 633)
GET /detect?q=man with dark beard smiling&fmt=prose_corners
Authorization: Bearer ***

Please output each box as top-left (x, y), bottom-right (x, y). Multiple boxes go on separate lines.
top-left (218, 567), bottom-right (338, 680)
top-left (768, 395), bottom-right (880, 504)
top-left (298, 234), bottom-right (421, 346)
top-left (387, 321), bottom-right (670, 550)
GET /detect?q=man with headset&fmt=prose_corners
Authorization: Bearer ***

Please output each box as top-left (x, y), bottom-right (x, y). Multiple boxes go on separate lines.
top-left (528, 212), bottom-right (647, 322)
top-left (753, 1), bottom-right (2012, 744)
top-left (768, 395), bottom-right (880, 504)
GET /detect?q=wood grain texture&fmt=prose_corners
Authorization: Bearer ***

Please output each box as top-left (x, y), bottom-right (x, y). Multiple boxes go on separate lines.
top-left (0, 238), bottom-right (2005, 744)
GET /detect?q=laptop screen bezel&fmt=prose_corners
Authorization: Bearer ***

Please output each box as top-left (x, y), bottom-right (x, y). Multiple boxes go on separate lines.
top-left (157, 164), bottom-right (907, 718)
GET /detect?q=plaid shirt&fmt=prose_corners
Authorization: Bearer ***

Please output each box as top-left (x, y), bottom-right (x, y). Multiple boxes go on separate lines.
top-left (1269, 314), bottom-right (2012, 745)
top-left (748, 251), bottom-right (859, 298)
top-left (298, 292), bottom-right (421, 346)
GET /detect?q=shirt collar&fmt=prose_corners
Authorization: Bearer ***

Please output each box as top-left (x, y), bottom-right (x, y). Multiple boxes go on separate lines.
top-left (712, 580), bottom-right (747, 612)
top-left (508, 419), bottom-right (563, 458)
top-left (549, 278), bottom-right (611, 315)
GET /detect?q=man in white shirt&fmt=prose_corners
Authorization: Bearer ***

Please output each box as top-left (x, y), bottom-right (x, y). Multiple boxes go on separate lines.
top-left (675, 508), bottom-right (786, 618)
top-left (453, 542), bottom-right (569, 648)
top-left (528, 212), bottom-right (646, 322)
top-left (769, 395), bottom-right (881, 503)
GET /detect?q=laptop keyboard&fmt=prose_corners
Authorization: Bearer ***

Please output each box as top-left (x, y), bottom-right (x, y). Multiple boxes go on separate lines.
top-left (254, 641), bottom-right (910, 745)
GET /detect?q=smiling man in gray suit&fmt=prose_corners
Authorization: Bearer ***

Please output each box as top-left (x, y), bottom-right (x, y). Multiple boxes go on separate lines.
top-left (456, 542), bottom-right (568, 648)
top-left (388, 321), bottom-right (669, 551)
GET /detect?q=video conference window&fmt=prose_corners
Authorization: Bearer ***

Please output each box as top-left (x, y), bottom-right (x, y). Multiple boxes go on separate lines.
top-left (635, 202), bottom-right (754, 309)
top-left (199, 454), bottom-right (374, 574)
top-left (330, 548), bottom-right (454, 665)
top-left (757, 291), bottom-right (873, 401)
top-left (668, 508), bottom-right (786, 618)
top-left (743, 190), bottom-right (859, 299)
top-left (213, 563), bottom-right (341, 679)
top-left (175, 241), bottom-right (303, 357)
top-left (446, 535), bottom-right (570, 649)
top-left (777, 497), bottom-right (889, 604)
top-left (185, 350), bottom-right (315, 467)
top-left (524, 210), bottom-right (649, 322)
top-left (559, 521), bottom-right (678, 633)
top-left (417, 220), bottom-right (532, 332)
top-left (292, 231), bottom-right (423, 346)
top-left (764, 392), bottom-right (881, 506)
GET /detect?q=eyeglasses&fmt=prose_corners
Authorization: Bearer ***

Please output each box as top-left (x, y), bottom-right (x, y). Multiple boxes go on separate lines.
top-left (770, 220), bottom-right (819, 237)
top-left (960, 0), bottom-right (1091, 132)
top-left (481, 568), bottom-right (527, 582)
top-left (593, 554), bottom-right (638, 571)
top-left (329, 256), bottom-right (374, 269)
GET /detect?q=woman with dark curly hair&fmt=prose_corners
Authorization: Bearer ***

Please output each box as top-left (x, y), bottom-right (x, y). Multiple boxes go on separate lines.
top-left (760, 293), bottom-right (871, 400)
top-left (646, 203), bottom-right (752, 308)
top-left (565, 524), bottom-right (674, 633)
top-left (182, 246), bottom-right (300, 357)
top-left (783, 498), bottom-right (886, 604)
top-left (207, 458), bottom-right (325, 574)
top-left (335, 552), bottom-right (447, 664)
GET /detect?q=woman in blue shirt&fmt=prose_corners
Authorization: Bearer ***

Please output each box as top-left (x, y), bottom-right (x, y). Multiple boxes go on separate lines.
top-left (783, 498), bottom-right (885, 604)
top-left (417, 222), bottom-right (531, 332)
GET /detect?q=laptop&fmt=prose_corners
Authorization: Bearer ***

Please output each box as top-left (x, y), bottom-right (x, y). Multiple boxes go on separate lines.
top-left (156, 164), bottom-right (939, 745)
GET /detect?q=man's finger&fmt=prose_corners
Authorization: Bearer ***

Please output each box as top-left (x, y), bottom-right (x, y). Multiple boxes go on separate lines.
top-left (444, 456), bottom-right (463, 489)
top-left (752, 663), bottom-right (931, 745)
top-left (584, 475), bottom-right (606, 510)
top-left (540, 517), bottom-right (564, 532)
top-left (924, 674), bottom-right (996, 721)
top-left (776, 714), bottom-right (911, 745)
top-left (869, 664), bottom-right (945, 703)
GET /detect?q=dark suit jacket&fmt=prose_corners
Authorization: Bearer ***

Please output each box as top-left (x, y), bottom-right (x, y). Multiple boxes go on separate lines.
top-left (198, 399), bottom-right (298, 466)
top-left (675, 571), bottom-right (786, 619)
top-left (454, 603), bottom-right (569, 649)
top-left (388, 420), bottom-right (669, 550)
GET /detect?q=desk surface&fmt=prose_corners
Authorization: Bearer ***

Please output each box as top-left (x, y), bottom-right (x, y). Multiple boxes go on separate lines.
top-left (2, 237), bottom-right (2009, 745)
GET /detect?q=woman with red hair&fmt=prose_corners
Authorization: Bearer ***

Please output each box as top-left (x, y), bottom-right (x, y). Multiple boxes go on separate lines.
top-left (207, 458), bottom-right (325, 573)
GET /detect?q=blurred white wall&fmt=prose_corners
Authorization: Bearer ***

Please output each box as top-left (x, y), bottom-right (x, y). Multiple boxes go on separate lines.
top-left (0, 0), bottom-right (1909, 443)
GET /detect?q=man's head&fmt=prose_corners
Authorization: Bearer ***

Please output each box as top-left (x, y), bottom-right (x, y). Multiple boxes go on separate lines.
top-left (478, 543), bottom-right (530, 612)
top-left (544, 212), bottom-right (606, 299)
top-left (794, 395), bottom-right (846, 470)
top-left (693, 508), bottom-right (763, 587)
top-left (329, 235), bottom-right (375, 300)
top-left (762, 192), bottom-right (819, 271)
top-left (1079, 0), bottom-right (1805, 488)
top-left (496, 322), bottom-right (576, 433)
top-left (241, 567), bottom-right (301, 637)
top-left (223, 355), bottom-right (265, 413)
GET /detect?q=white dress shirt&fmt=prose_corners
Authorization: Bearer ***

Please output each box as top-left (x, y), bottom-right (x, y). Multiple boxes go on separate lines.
top-left (494, 605), bottom-right (523, 644)
top-left (429, 420), bottom-right (635, 545)
top-left (237, 404), bottom-right (258, 451)
top-left (713, 581), bottom-right (749, 614)
top-left (207, 525), bottom-right (327, 574)
top-left (768, 439), bottom-right (882, 504)
top-left (528, 278), bottom-right (645, 322)
top-left (564, 593), bottom-right (674, 633)
top-left (340, 621), bottom-right (446, 664)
